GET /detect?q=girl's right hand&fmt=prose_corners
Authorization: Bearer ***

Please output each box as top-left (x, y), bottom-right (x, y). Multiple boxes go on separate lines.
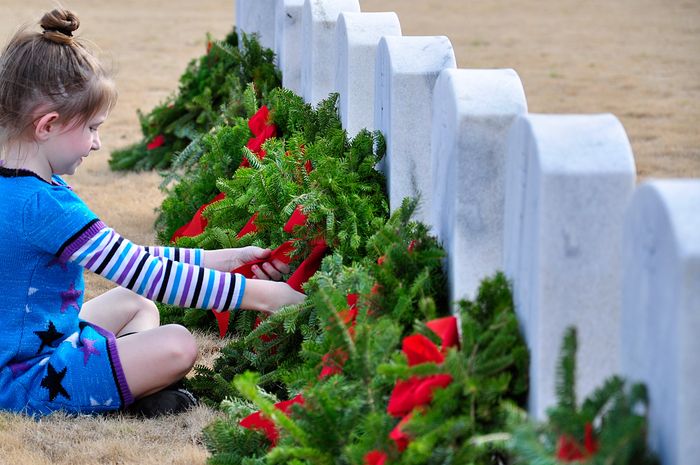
top-left (240, 279), bottom-right (305, 314)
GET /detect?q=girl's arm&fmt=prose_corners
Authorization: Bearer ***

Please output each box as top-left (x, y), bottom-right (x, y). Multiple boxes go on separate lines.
top-left (145, 246), bottom-right (289, 280)
top-left (60, 222), bottom-right (303, 313)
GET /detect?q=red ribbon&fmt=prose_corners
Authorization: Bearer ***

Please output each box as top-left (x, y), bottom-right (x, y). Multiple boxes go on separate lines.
top-left (283, 205), bottom-right (308, 234)
top-left (318, 348), bottom-right (349, 379)
top-left (385, 316), bottom-right (460, 452)
top-left (146, 134), bottom-right (165, 150)
top-left (318, 293), bottom-right (359, 379)
top-left (239, 394), bottom-right (305, 447)
top-left (556, 423), bottom-right (599, 461)
top-left (402, 334), bottom-right (445, 367)
top-left (286, 240), bottom-right (328, 293)
top-left (212, 240), bottom-right (295, 339)
top-left (241, 106), bottom-right (277, 168)
top-left (364, 450), bottom-right (388, 465)
top-left (236, 212), bottom-right (259, 238)
top-left (170, 192), bottom-right (227, 242)
top-left (232, 240), bottom-right (296, 278)
top-left (426, 316), bottom-right (460, 351)
top-left (389, 413), bottom-right (413, 452)
top-left (387, 374), bottom-right (454, 418)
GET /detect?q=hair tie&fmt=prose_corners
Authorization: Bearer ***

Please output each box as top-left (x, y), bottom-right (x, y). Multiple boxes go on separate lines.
top-left (43, 27), bottom-right (73, 37)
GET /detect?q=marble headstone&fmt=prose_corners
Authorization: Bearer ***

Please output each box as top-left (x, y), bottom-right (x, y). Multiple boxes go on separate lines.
top-left (301, 0), bottom-right (361, 105)
top-left (374, 35), bottom-right (456, 224)
top-left (236, 0), bottom-right (277, 50)
top-left (431, 68), bottom-right (527, 303)
top-left (620, 180), bottom-right (700, 465)
top-left (336, 12), bottom-right (401, 137)
top-left (504, 114), bottom-right (636, 419)
top-left (275, 0), bottom-right (304, 93)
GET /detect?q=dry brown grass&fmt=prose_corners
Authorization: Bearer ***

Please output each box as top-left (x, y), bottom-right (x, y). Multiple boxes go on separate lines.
top-left (0, 331), bottom-right (230, 465)
top-left (0, 0), bottom-right (698, 463)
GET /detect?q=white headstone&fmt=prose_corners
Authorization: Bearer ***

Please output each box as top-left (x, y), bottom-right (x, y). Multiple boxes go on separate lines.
top-left (620, 180), bottom-right (700, 465)
top-left (504, 114), bottom-right (637, 420)
top-left (275, 0), bottom-right (304, 94)
top-left (301, 0), bottom-right (361, 106)
top-left (431, 68), bottom-right (527, 303)
top-left (236, 0), bottom-right (277, 51)
top-left (374, 35), bottom-right (456, 223)
top-left (336, 12), bottom-right (401, 137)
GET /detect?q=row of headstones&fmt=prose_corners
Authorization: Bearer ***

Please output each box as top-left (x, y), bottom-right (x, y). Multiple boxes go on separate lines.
top-left (235, 0), bottom-right (699, 463)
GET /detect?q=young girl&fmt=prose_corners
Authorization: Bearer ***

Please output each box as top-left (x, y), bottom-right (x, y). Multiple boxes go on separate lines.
top-left (0, 9), bottom-right (305, 417)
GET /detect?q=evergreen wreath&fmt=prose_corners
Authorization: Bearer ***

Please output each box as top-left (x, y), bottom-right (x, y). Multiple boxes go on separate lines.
top-left (506, 327), bottom-right (659, 465)
top-left (188, 199), bottom-right (448, 407)
top-left (158, 90), bottom-right (388, 333)
top-left (202, 269), bottom-right (528, 465)
top-left (109, 29), bottom-right (281, 171)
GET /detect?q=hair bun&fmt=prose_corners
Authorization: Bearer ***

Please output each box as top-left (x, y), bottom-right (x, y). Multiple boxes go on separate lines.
top-left (40, 9), bottom-right (80, 44)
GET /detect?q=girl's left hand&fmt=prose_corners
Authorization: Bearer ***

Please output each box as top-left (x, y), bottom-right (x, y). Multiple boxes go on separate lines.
top-left (202, 247), bottom-right (290, 280)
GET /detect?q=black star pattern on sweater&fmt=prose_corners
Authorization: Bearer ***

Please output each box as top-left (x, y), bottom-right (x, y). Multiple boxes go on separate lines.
top-left (34, 321), bottom-right (64, 354)
top-left (41, 363), bottom-right (71, 401)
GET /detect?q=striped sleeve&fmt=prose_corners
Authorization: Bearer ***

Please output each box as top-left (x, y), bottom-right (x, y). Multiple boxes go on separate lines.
top-left (58, 221), bottom-right (244, 311)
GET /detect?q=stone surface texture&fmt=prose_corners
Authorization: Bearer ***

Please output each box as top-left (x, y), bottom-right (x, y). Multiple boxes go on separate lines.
top-left (275, 0), bottom-right (305, 93)
top-left (236, 0), bottom-right (277, 50)
top-left (431, 68), bottom-right (527, 304)
top-left (301, 0), bottom-right (361, 105)
top-left (374, 35), bottom-right (456, 224)
top-left (504, 113), bottom-right (636, 420)
top-left (620, 180), bottom-right (700, 465)
top-left (336, 12), bottom-right (401, 137)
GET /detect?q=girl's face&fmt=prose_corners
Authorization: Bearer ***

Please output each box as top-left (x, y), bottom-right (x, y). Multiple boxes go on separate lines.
top-left (46, 110), bottom-right (107, 176)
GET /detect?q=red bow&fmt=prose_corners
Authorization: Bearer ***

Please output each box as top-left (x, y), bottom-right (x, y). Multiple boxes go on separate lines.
top-left (170, 192), bottom-right (227, 242)
top-left (318, 293), bottom-right (359, 379)
top-left (146, 134), bottom-right (165, 150)
top-left (214, 207), bottom-right (327, 338)
top-left (385, 316), bottom-right (459, 452)
top-left (389, 413), bottom-right (413, 452)
top-left (364, 450), bottom-right (388, 465)
top-left (402, 334), bottom-right (445, 367)
top-left (236, 212), bottom-right (259, 238)
top-left (556, 423), bottom-right (599, 461)
top-left (239, 394), bottom-right (305, 447)
top-left (426, 316), bottom-right (460, 351)
top-left (241, 106), bottom-right (277, 167)
top-left (387, 374), bottom-right (453, 418)
top-left (286, 240), bottom-right (328, 293)
top-left (318, 348), bottom-right (349, 379)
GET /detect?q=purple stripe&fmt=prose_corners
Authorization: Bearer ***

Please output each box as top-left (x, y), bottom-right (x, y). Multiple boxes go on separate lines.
top-left (85, 229), bottom-right (116, 269)
top-left (60, 220), bottom-right (107, 263)
top-left (212, 274), bottom-right (226, 308)
top-left (146, 266), bottom-right (163, 300)
top-left (89, 323), bottom-right (134, 407)
top-left (178, 266), bottom-right (194, 306)
top-left (184, 249), bottom-right (190, 264)
top-left (115, 248), bottom-right (140, 285)
top-left (151, 247), bottom-right (159, 257)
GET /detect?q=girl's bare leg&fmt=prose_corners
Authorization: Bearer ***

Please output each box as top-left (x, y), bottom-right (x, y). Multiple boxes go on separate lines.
top-left (79, 287), bottom-right (198, 398)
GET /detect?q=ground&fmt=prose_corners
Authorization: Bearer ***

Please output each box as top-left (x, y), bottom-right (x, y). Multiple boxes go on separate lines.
top-left (0, 0), bottom-right (697, 463)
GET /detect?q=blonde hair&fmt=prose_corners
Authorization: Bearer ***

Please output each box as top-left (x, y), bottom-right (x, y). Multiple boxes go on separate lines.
top-left (0, 8), bottom-right (117, 152)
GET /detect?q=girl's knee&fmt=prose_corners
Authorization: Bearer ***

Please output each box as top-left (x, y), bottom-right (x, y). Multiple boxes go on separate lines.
top-left (163, 324), bottom-right (198, 370)
top-left (118, 287), bottom-right (159, 322)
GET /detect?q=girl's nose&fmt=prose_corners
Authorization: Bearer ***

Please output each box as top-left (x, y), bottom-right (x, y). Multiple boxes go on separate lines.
top-left (92, 133), bottom-right (101, 150)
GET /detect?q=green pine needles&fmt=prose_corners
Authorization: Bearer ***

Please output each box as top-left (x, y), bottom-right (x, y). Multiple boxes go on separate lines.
top-left (189, 198), bottom-right (447, 407)
top-left (202, 270), bottom-right (528, 465)
top-left (109, 29), bottom-right (281, 171)
top-left (506, 327), bottom-right (659, 465)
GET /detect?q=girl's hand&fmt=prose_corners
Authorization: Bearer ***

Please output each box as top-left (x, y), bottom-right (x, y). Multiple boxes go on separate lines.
top-left (240, 280), bottom-right (306, 314)
top-left (202, 247), bottom-right (290, 280)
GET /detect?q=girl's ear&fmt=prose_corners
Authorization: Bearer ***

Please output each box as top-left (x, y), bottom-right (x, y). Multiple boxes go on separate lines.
top-left (34, 112), bottom-right (60, 141)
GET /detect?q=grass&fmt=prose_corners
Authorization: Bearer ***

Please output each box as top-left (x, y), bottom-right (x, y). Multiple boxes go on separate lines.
top-left (0, 331), bottom-right (229, 465)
